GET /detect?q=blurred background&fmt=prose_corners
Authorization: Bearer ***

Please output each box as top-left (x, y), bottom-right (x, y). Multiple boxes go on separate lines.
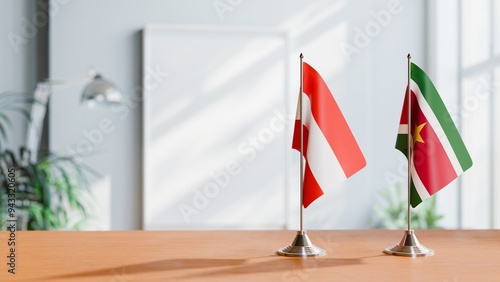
top-left (0, 0), bottom-right (498, 230)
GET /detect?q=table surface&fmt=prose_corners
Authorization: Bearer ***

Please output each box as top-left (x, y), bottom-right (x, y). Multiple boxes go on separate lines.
top-left (0, 229), bottom-right (499, 281)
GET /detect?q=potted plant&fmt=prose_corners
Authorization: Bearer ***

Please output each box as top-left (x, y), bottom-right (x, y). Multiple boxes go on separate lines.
top-left (0, 92), bottom-right (93, 230)
top-left (372, 182), bottom-right (444, 229)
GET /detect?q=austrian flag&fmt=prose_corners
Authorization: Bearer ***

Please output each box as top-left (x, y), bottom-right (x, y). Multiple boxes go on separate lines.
top-left (396, 63), bottom-right (473, 207)
top-left (292, 62), bottom-right (366, 208)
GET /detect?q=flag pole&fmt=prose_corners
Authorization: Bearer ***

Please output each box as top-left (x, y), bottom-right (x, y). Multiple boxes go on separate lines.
top-left (277, 53), bottom-right (325, 257)
top-left (299, 53), bottom-right (304, 232)
top-left (383, 53), bottom-right (434, 257)
top-left (406, 53), bottom-right (412, 232)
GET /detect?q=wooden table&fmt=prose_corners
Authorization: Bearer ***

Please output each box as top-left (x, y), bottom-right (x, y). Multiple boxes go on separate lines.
top-left (0, 230), bottom-right (499, 281)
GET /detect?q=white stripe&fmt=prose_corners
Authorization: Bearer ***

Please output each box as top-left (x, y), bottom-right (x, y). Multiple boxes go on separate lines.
top-left (302, 94), bottom-right (347, 190)
top-left (410, 80), bottom-right (464, 176)
top-left (399, 124), bottom-right (408, 134)
top-left (411, 164), bottom-right (431, 200)
top-left (295, 92), bottom-right (301, 119)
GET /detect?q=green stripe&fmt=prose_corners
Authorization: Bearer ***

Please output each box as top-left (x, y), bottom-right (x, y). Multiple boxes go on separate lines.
top-left (395, 133), bottom-right (408, 157)
top-left (410, 181), bottom-right (422, 208)
top-left (396, 134), bottom-right (424, 207)
top-left (410, 63), bottom-right (473, 171)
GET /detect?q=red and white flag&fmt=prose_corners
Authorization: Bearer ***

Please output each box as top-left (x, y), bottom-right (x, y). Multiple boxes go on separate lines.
top-left (292, 62), bottom-right (366, 208)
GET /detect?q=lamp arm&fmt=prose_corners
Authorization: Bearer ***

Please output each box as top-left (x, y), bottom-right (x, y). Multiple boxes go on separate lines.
top-left (25, 68), bottom-right (121, 161)
top-left (42, 68), bottom-right (97, 89)
top-left (25, 68), bottom-right (96, 161)
top-left (25, 82), bottom-right (51, 162)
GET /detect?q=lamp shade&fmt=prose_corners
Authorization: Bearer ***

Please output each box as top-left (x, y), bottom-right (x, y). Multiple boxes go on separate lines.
top-left (81, 74), bottom-right (122, 105)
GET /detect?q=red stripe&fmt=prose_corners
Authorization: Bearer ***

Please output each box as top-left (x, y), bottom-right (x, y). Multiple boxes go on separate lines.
top-left (302, 62), bottom-right (365, 177)
top-left (292, 120), bottom-right (308, 154)
top-left (399, 88), bottom-right (419, 126)
top-left (413, 96), bottom-right (458, 195)
top-left (398, 86), bottom-right (411, 125)
top-left (303, 163), bottom-right (324, 208)
top-left (292, 121), bottom-right (323, 207)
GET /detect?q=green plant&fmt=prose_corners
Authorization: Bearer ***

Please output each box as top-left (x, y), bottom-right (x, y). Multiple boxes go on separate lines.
top-left (0, 148), bottom-right (94, 230)
top-left (0, 92), bottom-right (94, 230)
top-left (373, 182), bottom-right (444, 229)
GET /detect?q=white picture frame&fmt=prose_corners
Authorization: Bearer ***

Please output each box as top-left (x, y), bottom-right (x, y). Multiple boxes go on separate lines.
top-left (142, 24), bottom-right (291, 230)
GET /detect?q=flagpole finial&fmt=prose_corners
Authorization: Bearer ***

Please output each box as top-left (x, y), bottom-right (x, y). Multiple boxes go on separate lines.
top-left (407, 53), bottom-right (411, 59)
top-left (300, 53), bottom-right (304, 59)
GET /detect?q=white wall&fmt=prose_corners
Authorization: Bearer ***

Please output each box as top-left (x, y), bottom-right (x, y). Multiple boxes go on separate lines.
top-left (49, 0), bottom-right (426, 230)
top-left (0, 0), bottom-right (37, 150)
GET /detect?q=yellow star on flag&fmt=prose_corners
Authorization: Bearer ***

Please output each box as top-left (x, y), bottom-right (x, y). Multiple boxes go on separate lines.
top-left (413, 122), bottom-right (426, 145)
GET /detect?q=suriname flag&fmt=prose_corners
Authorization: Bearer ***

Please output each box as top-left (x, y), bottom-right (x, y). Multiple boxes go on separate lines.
top-left (396, 62), bottom-right (473, 208)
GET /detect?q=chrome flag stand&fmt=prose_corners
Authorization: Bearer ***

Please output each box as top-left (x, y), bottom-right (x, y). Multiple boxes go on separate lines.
top-left (277, 230), bottom-right (326, 257)
top-left (277, 54), bottom-right (325, 257)
top-left (383, 54), bottom-right (434, 257)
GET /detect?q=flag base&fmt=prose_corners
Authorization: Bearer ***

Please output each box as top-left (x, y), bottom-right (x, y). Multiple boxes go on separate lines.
top-left (277, 230), bottom-right (326, 257)
top-left (383, 230), bottom-right (434, 257)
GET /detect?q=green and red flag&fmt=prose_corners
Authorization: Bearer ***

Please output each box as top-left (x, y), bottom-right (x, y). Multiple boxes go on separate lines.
top-left (396, 63), bottom-right (473, 207)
